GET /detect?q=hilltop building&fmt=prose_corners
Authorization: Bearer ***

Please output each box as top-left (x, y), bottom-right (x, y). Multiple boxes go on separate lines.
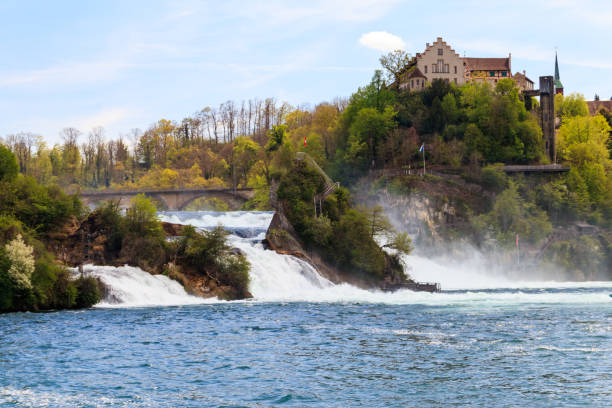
top-left (464, 56), bottom-right (512, 85)
top-left (399, 37), bottom-right (519, 90)
top-left (554, 51), bottom-right (564, 95)
top-left (513, 71), bottom-right (535, 91)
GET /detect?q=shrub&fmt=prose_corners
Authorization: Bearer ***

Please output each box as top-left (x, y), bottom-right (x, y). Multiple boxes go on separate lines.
top-left (5, 234), bottom-right (35, 290)
top-left (124, 194), bottom-right (164, 239)
top-left (481, 164), bottom-right (508, 193)
top-left (178, 226), bottom-right (251, 298)
top-left (74, 276), bottom-right (102, 308)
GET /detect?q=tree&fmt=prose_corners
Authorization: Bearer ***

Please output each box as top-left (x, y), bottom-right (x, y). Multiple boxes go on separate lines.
top-left (0, 145), bottom-right (19, 181)
top-left (347, 106), bottom-right (396, 169)
top-left (124, 194), bottom-right (163, 238)
top-left (555, 93), bottom-right (589, 120)
top-left (379, 50), bottom-right (413, 85)
top-left (5, 234), bottom-right (35, 290)
top-left (474, 181), bottom-right (552, 246)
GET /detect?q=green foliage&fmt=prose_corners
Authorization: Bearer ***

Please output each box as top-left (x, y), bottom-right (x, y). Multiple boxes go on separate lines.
top-left (74, 276), bottom-right (102, 308)
top-left (278, 161), bottom-right (406, 281)
top-left (124, 194), bottom-right (164, 239)
top-left (544, 235), bottom-right (607, 280)
top-left (473, 181), bottom-right (552, 247)
top-left (379, 50), bottom-right (413, 85)
top-left (555, 93), bottom-right (589, 119)
top-left (346, 107), bottom-right (397, 170)
top-left (481, 164), bottom-right (508, 193)
top-left (558, 114), bottom-right (611, 207)
top-left (178, 226), bottom-right (250, 298)
top-left (0, 145), bottom-right (19, 182)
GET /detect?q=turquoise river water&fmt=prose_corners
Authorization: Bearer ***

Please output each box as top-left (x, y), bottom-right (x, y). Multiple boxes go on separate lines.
top-left (0, 211), bottom-right (610, 407)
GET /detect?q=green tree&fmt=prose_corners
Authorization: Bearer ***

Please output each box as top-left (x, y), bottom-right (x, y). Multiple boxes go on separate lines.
top-left (0, 145), bottom-right (19, 182)
top-left (379, 50), bottom-right (413, 85)
top-left (555, 93), bottom-right (589, 120)
top-left (124, 194), bottom-right (163, 238)
top-left (347, 106), bottom-right (396, 169)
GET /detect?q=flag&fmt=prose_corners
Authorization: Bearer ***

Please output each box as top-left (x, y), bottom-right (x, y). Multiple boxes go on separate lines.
top-left (419, 144), bottom-right (424, 152)
top-left (304, 136), bottom-right (307, 146)
top-left (516, 234), bottom-right (519, 248)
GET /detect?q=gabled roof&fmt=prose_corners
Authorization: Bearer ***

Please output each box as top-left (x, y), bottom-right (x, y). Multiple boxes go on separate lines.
top-left (465, 57), bottom-right (510, 71)
top-left (513, 72), bottom-right (533, 84)
top-left (416, 37), bottom-right (462, 60)
top-left (405, 66), bottom-right (426, 79)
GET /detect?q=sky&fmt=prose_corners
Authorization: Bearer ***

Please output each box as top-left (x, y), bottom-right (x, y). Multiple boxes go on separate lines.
top-left (1, 0), bottom-right (611, 144)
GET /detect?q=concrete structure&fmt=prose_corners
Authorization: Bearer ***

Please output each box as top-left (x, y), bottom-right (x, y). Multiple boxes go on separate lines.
top-left (524, 76), bottom-right (556, 163)
top-left (80, 188), bottom-right (255, 211)
top-left (414, 37), bottom-right (466, 86)
top-left (502, 164), bottom-right (568, 173)
top-left (513, 71), bottom-right (535, 91)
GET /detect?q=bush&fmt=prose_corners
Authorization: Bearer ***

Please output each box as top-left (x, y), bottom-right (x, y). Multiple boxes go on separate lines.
top-left (178, 226), bottom-right (251, 298)
top-left (124, 194), bottom-right (164, 239)
top-left (481, 164), bottom-right (508, 193)
top-left (74, 276), bottom-right (102, 308)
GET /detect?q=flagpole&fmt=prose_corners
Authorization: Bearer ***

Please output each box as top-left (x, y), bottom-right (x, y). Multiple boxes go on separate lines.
top-left (422, 144), bottom-right (426, 175)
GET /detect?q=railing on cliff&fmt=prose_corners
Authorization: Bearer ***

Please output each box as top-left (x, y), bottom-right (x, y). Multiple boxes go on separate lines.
top-left (295, 152), bottom-right (339, 217)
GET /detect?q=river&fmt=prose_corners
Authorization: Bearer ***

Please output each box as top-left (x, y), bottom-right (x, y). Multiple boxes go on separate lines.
top-left (1, 211), bottom-right (610, 407)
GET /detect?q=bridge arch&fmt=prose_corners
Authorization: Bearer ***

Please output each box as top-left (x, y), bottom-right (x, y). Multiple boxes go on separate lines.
top-left (79, 188), bottom-right (255, 212)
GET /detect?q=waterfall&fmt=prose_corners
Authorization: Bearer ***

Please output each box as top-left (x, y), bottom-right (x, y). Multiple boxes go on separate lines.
top-left (77, 264), bottom-right (209, 308)
top-left (154, 211), bottom-right (612, 305)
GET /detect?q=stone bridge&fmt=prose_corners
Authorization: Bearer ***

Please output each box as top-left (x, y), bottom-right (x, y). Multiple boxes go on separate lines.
top-left (80, 188), bottom-right (255, 211)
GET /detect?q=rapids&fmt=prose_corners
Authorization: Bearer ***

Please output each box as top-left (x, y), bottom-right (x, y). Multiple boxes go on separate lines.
top-left (78, 211), bottom-right (612, 307)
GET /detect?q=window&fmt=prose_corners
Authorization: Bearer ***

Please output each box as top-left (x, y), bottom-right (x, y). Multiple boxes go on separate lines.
top-left (438, 48), bottom-right (443, 55)
top-left (424, 65), bottom-right (428, 74)
top-left (502, 72), bottom-right (507, 77)
top-left (411, 80), bottom-right (414, 88)
top-left (444, 64), bottom-right (449, 73)
top-left (489, 71), bottom-right (495, 77)
top-left (454, 66), bottom-right (457, 74)
top-left (432, 64), bottom-right (437, 73)
top-left (454, 78), bottom-right (457, 84)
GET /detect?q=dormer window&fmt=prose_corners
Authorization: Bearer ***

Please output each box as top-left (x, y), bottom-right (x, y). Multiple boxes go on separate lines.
top-left (438, 48), bottom-right (443, 55)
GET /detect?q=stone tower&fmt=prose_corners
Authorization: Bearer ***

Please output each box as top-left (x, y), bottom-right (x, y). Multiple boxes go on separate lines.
top-left (540, 76), bottom-right (556, 162)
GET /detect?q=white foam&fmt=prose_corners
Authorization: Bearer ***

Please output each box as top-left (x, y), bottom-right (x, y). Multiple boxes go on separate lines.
top-left (404, 253), bottom-right (612, 290)
top-left (77, 264), bottom-right (212, 308)
top-left (85, 211), bottom-right (612, 308)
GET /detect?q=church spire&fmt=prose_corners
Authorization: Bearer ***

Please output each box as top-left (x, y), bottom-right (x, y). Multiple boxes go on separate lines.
top-left (554, 49), bottom-right (564, 95)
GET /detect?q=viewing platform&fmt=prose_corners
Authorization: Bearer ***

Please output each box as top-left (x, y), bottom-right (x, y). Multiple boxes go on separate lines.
top-left (501, 164), bottom-right (569, 173)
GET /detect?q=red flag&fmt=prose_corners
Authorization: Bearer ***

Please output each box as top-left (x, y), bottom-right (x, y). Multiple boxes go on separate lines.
top-left (304, 136), bottom-right (307, 146)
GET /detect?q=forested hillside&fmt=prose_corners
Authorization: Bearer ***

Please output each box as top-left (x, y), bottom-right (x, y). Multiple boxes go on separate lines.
top-left (3, 54), bottom-right (611, 279)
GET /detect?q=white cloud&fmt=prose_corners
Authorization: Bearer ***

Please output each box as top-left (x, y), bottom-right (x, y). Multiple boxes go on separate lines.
top-left (359, 31), bottom-right (406, 52)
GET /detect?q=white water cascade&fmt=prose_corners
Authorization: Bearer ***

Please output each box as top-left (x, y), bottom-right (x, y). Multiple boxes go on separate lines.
top-left (154, 211), bottom-right (612, 305)
top-left (73, 211), bottom-right (612, 307)
top-left (76, 264), bottom-right (208, 308)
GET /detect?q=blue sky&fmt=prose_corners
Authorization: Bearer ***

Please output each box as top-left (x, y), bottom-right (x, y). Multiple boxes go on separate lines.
top-left (1, 0), bottom-right (611, 144)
